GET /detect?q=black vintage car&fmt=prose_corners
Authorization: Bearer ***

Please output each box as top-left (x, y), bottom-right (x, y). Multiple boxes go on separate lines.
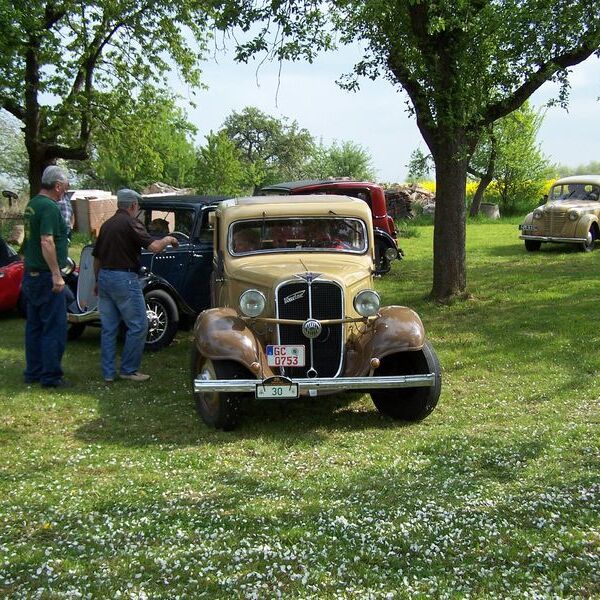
top-left (68, 194), bottom-right (226, 351)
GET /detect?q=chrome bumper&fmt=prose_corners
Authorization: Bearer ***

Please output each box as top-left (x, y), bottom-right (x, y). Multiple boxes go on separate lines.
top-left (519, 235), bottom-right (586, 243)
top-left (193, 373), bottom-right (436, 394)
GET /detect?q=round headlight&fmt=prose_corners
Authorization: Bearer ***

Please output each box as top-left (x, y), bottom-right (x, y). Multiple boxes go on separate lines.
top-left (567, 210), bottom-right (580, 221)
top-left (384, 247), bottom-right (399, 261)
top-left (354, 289), bottom-right (380, 317)
top-left (239, 289), bottom-right (266, 317)
top-left (60, 256), bottom-right (76, 276)
top-left (533, 209), bottom-right (543, 220)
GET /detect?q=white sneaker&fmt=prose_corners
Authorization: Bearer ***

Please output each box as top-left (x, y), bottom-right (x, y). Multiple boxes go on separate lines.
top-left (119, 372), bottom-right (150, 382)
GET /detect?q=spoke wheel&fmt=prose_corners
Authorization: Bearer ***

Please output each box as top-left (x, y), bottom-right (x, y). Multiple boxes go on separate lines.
top-left (374, 239), bottom-right (392, 275)
top-left (144, 289), bottom-right (178, 351)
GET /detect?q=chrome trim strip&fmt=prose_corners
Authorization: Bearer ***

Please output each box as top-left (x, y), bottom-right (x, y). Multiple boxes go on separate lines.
top-left (519, 235), bottom-right (587, 242)
top-left (194, 373), bottom-right (436, 393)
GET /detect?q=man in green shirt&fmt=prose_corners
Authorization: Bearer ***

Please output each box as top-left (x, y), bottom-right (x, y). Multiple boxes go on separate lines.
top-left (22, 165), bottom-right (71, 388)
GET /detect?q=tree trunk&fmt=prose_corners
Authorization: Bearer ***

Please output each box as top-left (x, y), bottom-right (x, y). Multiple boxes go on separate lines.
top-left (469, 131), bottom-right (497, 217)
top-left (469, 175), bottom-right (491, 217)
top-left (26, 149), bottom-right (47, 195)
top-left (24, 37), bottom-right (45, 195)
top-left (431, 143), bottom-right (469, 302)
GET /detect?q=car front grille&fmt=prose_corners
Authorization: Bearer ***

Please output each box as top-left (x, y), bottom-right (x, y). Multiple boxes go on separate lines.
top-left (276, 279), bottom-right (343, 378)
top-left (542, 211), bottom-right (567, 235)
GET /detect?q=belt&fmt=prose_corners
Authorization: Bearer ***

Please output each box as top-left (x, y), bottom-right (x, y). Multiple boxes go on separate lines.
top-left (102, 267), bottom-right (139, 272)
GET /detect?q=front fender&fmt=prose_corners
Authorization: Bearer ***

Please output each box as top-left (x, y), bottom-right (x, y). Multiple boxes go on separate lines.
top-left (192, 308), bottom-right (267, 374)
top-left (521, 212), bottom-right (535, 227)
top-left (345, 306), bottom-right (426, 376)
top-left (374, 228), bottom-right (399, 250)
top-left (141, 274), bottom-right (195, 316)
top-left (575, 214), bottom-right (599, 237)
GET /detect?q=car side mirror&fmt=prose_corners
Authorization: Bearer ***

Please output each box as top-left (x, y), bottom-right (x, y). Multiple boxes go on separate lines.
top-left (543, 194), bottom-right (548, 202)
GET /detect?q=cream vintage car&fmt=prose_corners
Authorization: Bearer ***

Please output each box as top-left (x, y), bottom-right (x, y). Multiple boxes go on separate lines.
top-left (191, 195), bottom-right (441, 430)
top-left (519, 175), bottom-right (600, 252)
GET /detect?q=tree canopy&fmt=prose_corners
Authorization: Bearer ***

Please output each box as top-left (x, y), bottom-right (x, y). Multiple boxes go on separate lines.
top-left (222, 107), bottom-right (315, 189)
top-left (0, 110), bottom-right (28, 188)
top-left (0, 0), bottom-right (214, 191)
top-left (89, 88), bottom-right (197, 191)
top-left (218, 0), bottom-right (600, 301)
top-left (469, 103), bottom-right (551, 216)
top-left (305, 140), bottom-right (375, 181)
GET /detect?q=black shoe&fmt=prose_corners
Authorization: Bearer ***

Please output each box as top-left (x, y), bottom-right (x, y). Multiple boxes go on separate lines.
top-left (41, 378), bottom-right (72, 389)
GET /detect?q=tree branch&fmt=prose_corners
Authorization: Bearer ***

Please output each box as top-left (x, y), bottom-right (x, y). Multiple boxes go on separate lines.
top-left (0, 96), bottom-right (26, 121)
top-left (44, 3), bottom-right (67, 29)
top-left (44, 143), bottom-right (89, 161)
top-left (482, 42), bottom-right (600, 126)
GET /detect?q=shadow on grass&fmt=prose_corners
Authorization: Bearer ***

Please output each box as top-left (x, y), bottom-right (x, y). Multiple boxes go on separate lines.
top-left (481, 241), bottom-right (584, 257)
top-left (74, 384), bottom-right (407, 449)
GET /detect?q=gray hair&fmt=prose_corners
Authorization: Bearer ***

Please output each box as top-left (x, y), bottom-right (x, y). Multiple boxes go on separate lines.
top-left (117, 188), bottom-right (143, 209)
top-left (41, 165), bottom-right (68, 190)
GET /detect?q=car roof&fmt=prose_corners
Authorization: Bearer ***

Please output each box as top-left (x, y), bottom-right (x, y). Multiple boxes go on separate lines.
top-left (217, 194), bottom-right (373, 222)
top-left (140, 194), bottom-right (230, 208)
top-left (259, 179), bottom-right (373, 192)
top-left (553, 175), bottom-right (600, 187)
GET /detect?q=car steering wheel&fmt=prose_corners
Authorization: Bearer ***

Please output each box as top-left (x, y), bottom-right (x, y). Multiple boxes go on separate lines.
top-left (170, 231), bottom-right (190, 241)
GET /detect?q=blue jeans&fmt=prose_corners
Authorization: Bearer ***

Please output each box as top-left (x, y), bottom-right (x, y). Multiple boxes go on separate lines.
top-left (97, 270), bottom-right (148, 380)
top-left (22, 272), bottom-right (68, 385)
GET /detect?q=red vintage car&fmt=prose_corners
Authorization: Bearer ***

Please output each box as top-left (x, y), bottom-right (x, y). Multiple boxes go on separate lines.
top-left (0, 237), bottom-right (77, 314)
top-left (0, 237), bottom-right (24, 313)
top-left (257, 179), bottom-right (402, 274)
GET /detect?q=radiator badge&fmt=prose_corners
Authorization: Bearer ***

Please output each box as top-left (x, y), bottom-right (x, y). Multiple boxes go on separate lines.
top-left (302, 318), bottom-right (322, 339)
top-left (284, 290), bottom-right (306, 304)
top-left (295, 272), bottom-right (322, 283)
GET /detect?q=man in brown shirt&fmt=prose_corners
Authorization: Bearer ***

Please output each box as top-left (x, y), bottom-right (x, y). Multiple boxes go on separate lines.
top-left (93, 189), bottom-right (178, 383)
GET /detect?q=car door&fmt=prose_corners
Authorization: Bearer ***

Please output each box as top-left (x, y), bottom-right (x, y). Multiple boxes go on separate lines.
top-left (179, 206), bottom-right (215, 312)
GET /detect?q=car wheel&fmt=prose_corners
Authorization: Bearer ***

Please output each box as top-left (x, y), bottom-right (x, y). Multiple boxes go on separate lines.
top-left (370, 341), bottom-right (442, 421)
top-left (191, 350), bottom-right (247, 430)
top-left (524, 239), bottom-right (541, 252)
top-left (144, 289), bottom-right (178, 352)
top-left (581, 228), bottom-right (596, 252)
top-left (374, 239), bottom-right (392, 275)
top-left (67, 323), bottom-right (86, 341)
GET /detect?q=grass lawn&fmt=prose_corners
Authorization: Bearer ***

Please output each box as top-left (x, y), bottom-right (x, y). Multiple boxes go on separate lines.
top-left (1, 219), bottom-right (598, 599)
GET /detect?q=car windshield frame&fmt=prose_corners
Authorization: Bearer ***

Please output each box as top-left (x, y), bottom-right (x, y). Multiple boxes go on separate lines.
top-left (228, 216), bottom-right (368, 256)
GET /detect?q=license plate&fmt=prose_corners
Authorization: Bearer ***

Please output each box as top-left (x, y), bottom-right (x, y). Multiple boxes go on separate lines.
top-left (266, 344), bottom-right (305, 367)
top-left (256, 380), bottom-right (299, 399)
top-left (520, 224), bottom-right (536, 231)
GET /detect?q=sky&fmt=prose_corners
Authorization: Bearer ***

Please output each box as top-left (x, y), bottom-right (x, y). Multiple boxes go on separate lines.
top-left (174, 44), bottom-right (600, 183)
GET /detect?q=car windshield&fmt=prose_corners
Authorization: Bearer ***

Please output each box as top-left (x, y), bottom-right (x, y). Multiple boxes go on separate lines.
top-left (229, 217), bottom-right (367, 255)
top-left (136, 207), bottom-right (195, 238)
top-left (549, 183), bottom-right (600, 202)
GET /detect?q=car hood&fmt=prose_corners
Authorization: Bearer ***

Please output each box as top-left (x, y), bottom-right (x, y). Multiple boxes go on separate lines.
top-left (225, 253), bottom-right (374, 289)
